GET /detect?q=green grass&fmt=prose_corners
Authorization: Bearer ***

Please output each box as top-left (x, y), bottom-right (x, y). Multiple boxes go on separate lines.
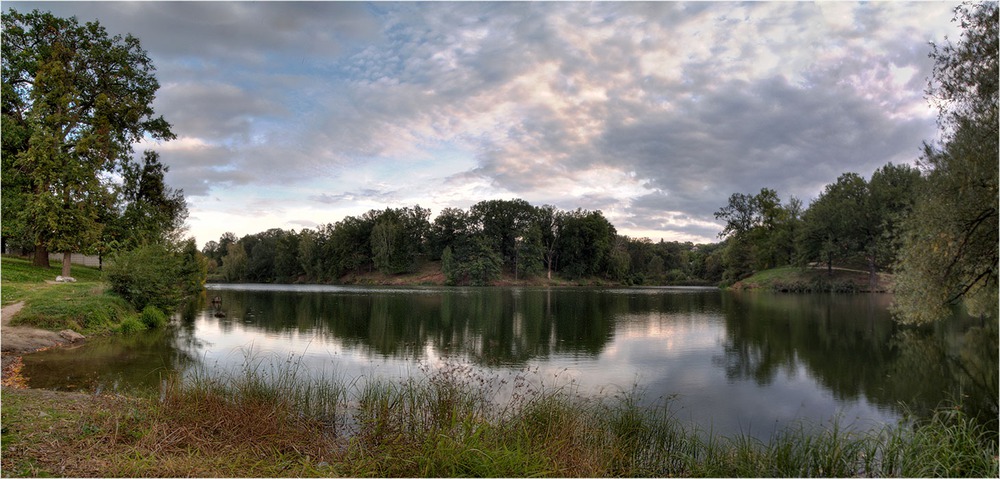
top-left (11, 282), bottom-right (133, 333)
top-left (1, 255), bottom-right (104, 284)
top-left (731, 265), bottom-right (892, 293)
top-left (1, 255), bottom-right (104, 306)
top-left (3, 357), bottom-right (997, 477)
top-left (1, 255), bottom-right (140, 334)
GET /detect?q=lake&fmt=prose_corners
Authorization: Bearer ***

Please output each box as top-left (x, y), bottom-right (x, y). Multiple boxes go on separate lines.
top-left (21, 284), bottom-right (997, 439)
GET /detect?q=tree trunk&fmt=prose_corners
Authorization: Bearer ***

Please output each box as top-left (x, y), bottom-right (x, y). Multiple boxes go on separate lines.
top-left (33, 244), bottom-right (50, 268)
top-left (826, 252), bottom-right (832, 276)
top-left (62, 252), bottom-right (72, 277)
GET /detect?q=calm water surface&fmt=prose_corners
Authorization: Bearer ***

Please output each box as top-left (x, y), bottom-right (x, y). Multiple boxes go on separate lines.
top-left (22, 285), bottom-right (997, 438)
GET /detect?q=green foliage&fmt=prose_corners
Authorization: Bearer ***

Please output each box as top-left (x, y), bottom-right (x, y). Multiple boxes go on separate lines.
top-left (106, 151), bottom-right (188, 251)
top-left (441, 246), bottom-right (456, 286)
top-left (795, 165), bottom-right (921, 291)
top-left (139, 305), bottom-right (167, 329)
top-left (117, 315), bottom-right (146, 335)
top-left (607, 237), bottom-right (631, 282)
top-left (451, 236), bottom-right (502, 286)
top-left (868, 163), bottom-right (923, 269)
top-left (104, 243), bottom-right (185, 312)
top-left (273, 231), bottom-right (300, 281)
top-left (370, 220), bottom-right (397, 274)
top-left (220, 242), bottom-right (247, 282)
top-left (798, 173), bottom-right (871, 270)
top-left (715, 188), bottom-right (801, 284)
top-left (514, 224), bottom-right (545, 279)
top-left (1, 9), bottom-right (176, 266)
top-left (469, 198), bottom-right (538, 273)
top-left (428, 207), bottom-right (471, 261)
top-left (556, 208), bottom-right (616, 278)
top-left (894, 2), bottom-right (999, 324)
top-left (713, 164), bottom-right (919, 289)
top-left (368, 207), bottom-right (429, 275)
top-left (177, 238), bottom-right (208, 295)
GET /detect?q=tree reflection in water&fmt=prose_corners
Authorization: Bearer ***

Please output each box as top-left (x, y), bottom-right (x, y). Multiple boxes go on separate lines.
top-left (22, 286), bottom-right (996, 434)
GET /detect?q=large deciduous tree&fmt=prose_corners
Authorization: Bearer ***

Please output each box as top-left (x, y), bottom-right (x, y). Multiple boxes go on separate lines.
top-left (894, 2), bottom-right (998, 324)
top-left (555, 209), bottom-right (616, 278)
top-left (798, 173), bottom-right (870, 275)
top-left (1, 9), bottom-right (174, 275)
top-left (468, 198), bottom-right (538, 274)
top-left (714, 188), bottom-right (798, 283)
top-left (109, 150), bottom-right (188, 251)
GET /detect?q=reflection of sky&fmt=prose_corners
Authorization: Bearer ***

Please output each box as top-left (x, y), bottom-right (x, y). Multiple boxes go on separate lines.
top-left (535, 315), bottom-right (897, 440)
top-left (22, 285), bottom-right (918, 441)
top-left (181, 286), bottom-right (900, 440)
top-left (187, 312), bottom-right (417, 383)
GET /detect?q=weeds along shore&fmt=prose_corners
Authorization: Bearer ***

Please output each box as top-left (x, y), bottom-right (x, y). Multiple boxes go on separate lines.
top-left (2, 353), bottom-right (997, 477)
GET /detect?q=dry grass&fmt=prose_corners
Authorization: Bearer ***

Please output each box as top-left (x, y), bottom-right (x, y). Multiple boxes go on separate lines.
top-left (2, 358), bottom-right (997, 477)
top-left (1, 386), bottom-right (342, 477)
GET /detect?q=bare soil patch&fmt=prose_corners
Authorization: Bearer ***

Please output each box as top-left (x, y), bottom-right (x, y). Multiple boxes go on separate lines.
top-left (1, 301), bottom-right (86, 385)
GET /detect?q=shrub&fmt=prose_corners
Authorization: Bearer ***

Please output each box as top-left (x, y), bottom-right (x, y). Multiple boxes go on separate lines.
top-left (117, 315), bottom-right (146, 335)
top-left (140, 305), bottom-right (168, 329)
top-left (105, 244), bottom-right (184, 312)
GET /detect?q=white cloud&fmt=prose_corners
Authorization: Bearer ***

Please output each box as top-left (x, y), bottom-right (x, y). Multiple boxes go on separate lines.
top-left (9, 1), bottom-right (962, 246)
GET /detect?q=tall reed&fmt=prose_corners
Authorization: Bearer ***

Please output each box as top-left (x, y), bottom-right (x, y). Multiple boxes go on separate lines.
top-left (125, 352), bottom-right (997, 477)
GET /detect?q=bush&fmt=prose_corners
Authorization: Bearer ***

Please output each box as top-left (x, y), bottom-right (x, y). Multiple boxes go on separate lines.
top-left (117, 315), bottom-right (146, 335)
top-left (104, 244), bottom-right (183, 312)
top-left (140, 305), bottom-right (168, 329)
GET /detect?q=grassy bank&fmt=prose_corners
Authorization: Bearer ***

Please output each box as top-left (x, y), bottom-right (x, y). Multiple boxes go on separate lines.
top-left (2, 358), bottom-right (996, 477)
top-left (730, 265), bottom-right (894, 293)
top-left (1, 256), bottom-right (103, 307)
top-left (1, 256), bottom-right (161, 336)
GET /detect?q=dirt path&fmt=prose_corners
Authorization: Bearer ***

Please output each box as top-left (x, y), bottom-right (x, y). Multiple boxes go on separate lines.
top-left (2, 301), bottom-right (74, 353)
top-left (2, 301), bottom-right (86, 382)
top-left (2, 301), bottom-right (26, 326)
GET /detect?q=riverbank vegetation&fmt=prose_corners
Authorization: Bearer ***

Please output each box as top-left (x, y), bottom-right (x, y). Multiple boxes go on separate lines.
top-left (1, 255), bottom-right (195, 337)
top-left (2, 358), bottom-right (996, 477)
top-left (728, 266), bottom-right (894, 293)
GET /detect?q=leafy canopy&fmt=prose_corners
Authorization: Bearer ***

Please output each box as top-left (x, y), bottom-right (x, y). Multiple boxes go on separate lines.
top-left (1, 9), bottom-right (175, 265)
top-left (893, 2), bottom-right (998, 324)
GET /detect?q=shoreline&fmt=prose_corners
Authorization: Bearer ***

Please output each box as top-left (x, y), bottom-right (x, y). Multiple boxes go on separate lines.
top-left (1, 300), bottom-right (87, 387)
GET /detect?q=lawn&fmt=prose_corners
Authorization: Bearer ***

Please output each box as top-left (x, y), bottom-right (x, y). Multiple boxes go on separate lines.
top-left (1, 255), bottom-right (134, 334)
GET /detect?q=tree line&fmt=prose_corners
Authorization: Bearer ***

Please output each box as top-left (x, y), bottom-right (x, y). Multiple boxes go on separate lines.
top-left (212, 153), bottom-right (925, 290)
top-left (202, 199), bottom-right (725, 286)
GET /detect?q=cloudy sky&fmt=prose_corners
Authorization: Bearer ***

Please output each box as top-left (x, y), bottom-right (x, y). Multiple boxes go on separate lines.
top-left (11, 1), bottom-right (961, 247)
